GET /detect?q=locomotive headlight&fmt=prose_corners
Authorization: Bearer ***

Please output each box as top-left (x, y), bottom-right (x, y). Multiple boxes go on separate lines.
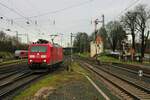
top-left (41, 55), bottom-right (47, 58)
top-left (43, 59), bottom-right (46, 62)
top-left (29, 55), bottom-right (35, 58)
top-left (30, 60), bottom-right (32, 62)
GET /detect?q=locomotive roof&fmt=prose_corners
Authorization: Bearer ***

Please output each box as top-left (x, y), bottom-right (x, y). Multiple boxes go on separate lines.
top-left (31, 43), bottom-right (52, 46)
top-left (53, 43), bottom-right (61, 47)
top-left (30, 43), bottom-right (62, 48)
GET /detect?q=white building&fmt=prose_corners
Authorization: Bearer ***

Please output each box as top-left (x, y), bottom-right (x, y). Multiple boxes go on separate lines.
top-left (90, 36), bottom-right (103, 57)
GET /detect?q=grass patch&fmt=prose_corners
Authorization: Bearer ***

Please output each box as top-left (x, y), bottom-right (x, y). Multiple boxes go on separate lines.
top-left (14, 62), bottom-right (119, 100)
top-left (0, 52), bottom-right (13, 59)
top-left (14, 64), bottom-right (85, 100)
top-left (98, 55), bottom-right (150, 66)
top-left (77, 52), bottom-right (90, 58)
top-left (71, 62), bottom-right (89, 76)
top-left (98, 55), bottom-right (119, 63)
top-left (143, 61), bottom-right (150, 65)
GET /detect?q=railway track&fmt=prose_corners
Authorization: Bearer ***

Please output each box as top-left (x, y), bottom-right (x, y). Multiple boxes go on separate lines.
top-left (112, 63), bottom-right (150, 75)
top-left (76, 56), bottom-right (150, 83)
top-left (105, 63), bottom-right (150, 83)
top-left (0, 63), bottom-right (48, 99)
top-left (0, 61), bottom-right (63, 99)
top-left (0, 70), bottom-right (46, 99)
top-left (0, 70), bottom-right (32, 88)
top-left (0, 63), bottom-right (28, 74)
top-left (110, 64), bottom-right (150, 77)
top-left (0, 59), bottom-right (27, 66)
top-left (0, 70), bottom-right (20, 80)
top-left (79, 60), bottom-right (150, 100)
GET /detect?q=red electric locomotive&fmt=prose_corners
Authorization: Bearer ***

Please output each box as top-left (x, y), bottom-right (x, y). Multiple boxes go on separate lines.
top-left (28, 42), bottom-right (63, 70)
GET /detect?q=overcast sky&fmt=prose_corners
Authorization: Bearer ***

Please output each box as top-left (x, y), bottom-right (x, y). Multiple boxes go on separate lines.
top-left (0, 0), bottom-right (149, 47)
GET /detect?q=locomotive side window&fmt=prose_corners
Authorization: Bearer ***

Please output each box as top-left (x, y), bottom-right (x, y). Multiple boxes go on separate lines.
top-left (30, 46), bottom-right (47, 52)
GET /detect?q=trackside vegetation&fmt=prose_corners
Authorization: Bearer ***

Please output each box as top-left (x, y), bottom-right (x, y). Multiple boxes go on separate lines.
top-left (14, 62), bottom-right (118, 100)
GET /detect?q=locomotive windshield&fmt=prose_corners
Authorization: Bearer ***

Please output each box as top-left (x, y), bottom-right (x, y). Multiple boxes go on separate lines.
top-left (30, 46), bottom-right (47, 52)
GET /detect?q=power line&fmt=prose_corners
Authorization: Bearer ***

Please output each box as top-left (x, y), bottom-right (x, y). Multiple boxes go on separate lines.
top-left (14, 0), bottom-right (94, 19)
top-left (0, 1), bottom-right (49, 34)
top-left (115, 0), bottom-right (141, 19)
top-left (0, 11), bottom-right (46, 41)
top-left (26, 0), bottom-right (42, 14)
top-left (0, 12), bottom-right (27, 31)
top-left (0, 12), bottom-right (31, 43)
top-left (0, 0), bottom-right (94, 34)
top-left (0, 1), bottom-right (33, 23)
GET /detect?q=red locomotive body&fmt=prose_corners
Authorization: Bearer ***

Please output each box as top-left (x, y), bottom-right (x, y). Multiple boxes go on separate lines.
top-left (28, 43), bottom-right (63, 70)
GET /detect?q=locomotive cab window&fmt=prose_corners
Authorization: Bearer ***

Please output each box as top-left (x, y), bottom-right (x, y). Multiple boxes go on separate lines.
top-left (30, 46), bottom-right (47, 52)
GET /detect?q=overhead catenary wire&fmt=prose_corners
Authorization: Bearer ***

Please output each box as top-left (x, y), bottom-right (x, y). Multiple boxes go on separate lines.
top-left (0, 12), bottom-right (31, 43)
top-left (0, 11), bottom-right (45, 43)
top-left (0, 12), bottom-right (42, 35)
top-left (0, 12), bottom-right (28, 31)
top-left (13, 0), bottom-right (94, 20)
top-left (115, 0), bottom-right (141, 20)
top-left (0, 0), bottom-right (49, 34)
top-left (0, 1), bottom-right (33, 23)
top-left (0, 0), bottom-right (142, 44)
top-left (0, 0), bottom-right (94, 35)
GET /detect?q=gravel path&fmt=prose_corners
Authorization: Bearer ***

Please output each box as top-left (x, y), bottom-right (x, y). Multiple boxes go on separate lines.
top-left (48, 80), bottom-right (105, 100)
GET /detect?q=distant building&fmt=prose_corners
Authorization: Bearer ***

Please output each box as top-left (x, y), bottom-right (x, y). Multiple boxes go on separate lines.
top-left (90, 36), bottom-right (103, 57)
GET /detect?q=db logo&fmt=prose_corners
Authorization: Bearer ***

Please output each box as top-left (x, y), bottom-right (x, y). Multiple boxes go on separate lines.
top-left (36, 53), bottom-right (40, 58)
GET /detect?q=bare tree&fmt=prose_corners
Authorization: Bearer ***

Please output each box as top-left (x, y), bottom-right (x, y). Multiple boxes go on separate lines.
top-left (135, 4), bottom-right (150, 62)
top-left (0, 31), bottom-right (28, 53)
top-left (73, 32), bottom-right (90, 53)
top-left (121, 11), bottom-right (137, 51)
top-left (106, 21), bottom-right (127, 51)
top-left (98, 27), bottom-right (108, 49)
top-left (0, 31), bottom-right (6, 41)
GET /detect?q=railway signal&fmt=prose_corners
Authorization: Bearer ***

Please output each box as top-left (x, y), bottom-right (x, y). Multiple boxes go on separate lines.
top-left (138, 70), bottom-right (143, 77)
top-left (121, 40), bottom-right (128, 61)
top-left (138, 70), bottom-right (143, 81)
top-left (70, 33), bottom-right (76, 62)
top-left (49, 34), bottom-right (58, 44)
top-left (59, 33), bottom-right (64, 46)
top-left (92, 14), bottom-right (105, 61)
